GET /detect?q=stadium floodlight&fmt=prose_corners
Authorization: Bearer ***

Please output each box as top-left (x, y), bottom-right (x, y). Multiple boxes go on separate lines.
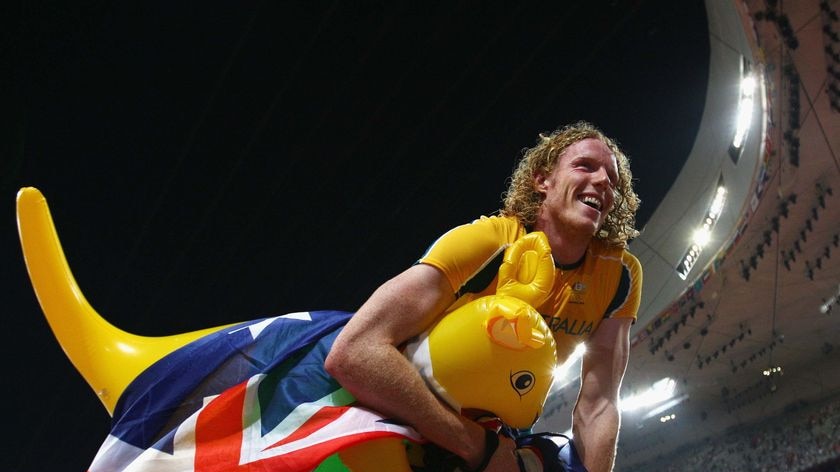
top-left (729, 56), bottom-right (760, 163)
top-left (692, 227), bottom-right (711, 248)
top-left (659, 413), bottom-right (676, 423)
top-left (676, 183), bottom-right (727, 280)
top-left (732, 74), bottom-right (756, 149)
top-left (708, 185), bottom-right (727, 219)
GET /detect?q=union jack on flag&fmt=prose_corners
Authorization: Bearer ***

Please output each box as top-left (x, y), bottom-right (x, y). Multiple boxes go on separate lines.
top-left (88, 310), bottom-right (422, 471)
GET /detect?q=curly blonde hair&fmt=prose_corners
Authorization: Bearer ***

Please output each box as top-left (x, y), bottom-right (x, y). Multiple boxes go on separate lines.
top-left (501, 121), bottom-right (640, 247)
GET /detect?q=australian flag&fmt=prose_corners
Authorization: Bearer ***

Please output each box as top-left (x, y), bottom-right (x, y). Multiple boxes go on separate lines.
top-left (88, 310), bottom-right (422, 471)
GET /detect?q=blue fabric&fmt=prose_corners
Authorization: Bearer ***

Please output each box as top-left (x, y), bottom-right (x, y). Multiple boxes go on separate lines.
top-left (516, 433), bottom-right (588, 472)
top-left (109, 310), bottom-right (353, 452)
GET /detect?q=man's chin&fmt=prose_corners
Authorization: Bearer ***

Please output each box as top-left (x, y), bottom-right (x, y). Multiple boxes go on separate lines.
top-left (567, 219), bottom-right (600, 238)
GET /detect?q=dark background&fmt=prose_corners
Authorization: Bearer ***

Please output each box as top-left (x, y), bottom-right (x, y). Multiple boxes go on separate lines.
top-left (2, 1), bottom-right (708, 469)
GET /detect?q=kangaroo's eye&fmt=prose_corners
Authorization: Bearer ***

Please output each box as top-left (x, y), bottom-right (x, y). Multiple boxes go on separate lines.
top-left (510, 370), bottom-right (536, 397)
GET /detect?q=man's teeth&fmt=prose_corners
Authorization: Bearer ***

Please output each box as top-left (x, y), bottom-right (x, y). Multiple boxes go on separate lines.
top-left (580, 196), bottom-right (601, 210)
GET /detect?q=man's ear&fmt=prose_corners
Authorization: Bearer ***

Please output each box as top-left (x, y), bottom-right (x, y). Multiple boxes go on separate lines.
top-left (534, 171), bottom-right (548, 192)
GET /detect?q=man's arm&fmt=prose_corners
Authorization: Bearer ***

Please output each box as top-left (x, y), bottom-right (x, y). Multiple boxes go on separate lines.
top-left (324, 263), bottom-right (518, 470)
top-left (572, 317), bottom-right (632, 472)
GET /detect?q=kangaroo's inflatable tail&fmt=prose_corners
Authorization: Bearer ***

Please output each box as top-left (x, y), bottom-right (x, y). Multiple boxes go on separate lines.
top-left (16, 187), bottom-right (233, 415)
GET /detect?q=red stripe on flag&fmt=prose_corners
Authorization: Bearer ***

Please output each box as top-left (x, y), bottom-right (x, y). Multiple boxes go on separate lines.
top-left (267, 405), bottom-right (349, 449)
top-left (192, 383), bottom-right (421, 471)
top-left (195, 381), bottom-right (248, 471)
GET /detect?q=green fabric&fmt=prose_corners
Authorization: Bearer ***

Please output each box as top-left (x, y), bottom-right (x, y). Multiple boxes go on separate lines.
top-left (313, 453), bottom-right (350, 471)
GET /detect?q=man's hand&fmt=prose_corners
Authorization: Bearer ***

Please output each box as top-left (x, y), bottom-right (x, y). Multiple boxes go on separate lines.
top-left (478, 435), bottom-right (518, 472)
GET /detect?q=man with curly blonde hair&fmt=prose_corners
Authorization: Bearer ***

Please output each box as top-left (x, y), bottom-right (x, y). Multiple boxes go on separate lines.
top-left (328, 121), bottom-right (643, 472)
top-left (502, 121), bottom-right (640, 247)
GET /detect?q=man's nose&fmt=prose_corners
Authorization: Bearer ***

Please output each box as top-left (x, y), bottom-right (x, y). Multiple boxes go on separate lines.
top-left (592, 167), bottom-right (610, 187)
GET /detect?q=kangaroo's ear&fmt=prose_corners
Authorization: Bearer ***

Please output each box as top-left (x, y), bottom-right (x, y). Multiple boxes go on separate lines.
top-left (496, 232), bottom-right (555, 307)
top-left (485, 304), bottom-right (547, 351)
top-left (16, 187), bottom-right (235, 415)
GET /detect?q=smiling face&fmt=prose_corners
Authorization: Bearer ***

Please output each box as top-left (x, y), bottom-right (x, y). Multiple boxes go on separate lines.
top-left (535, 138), bottom-right (618, 239)
top-left (502, 121), bottom-right (640, 247)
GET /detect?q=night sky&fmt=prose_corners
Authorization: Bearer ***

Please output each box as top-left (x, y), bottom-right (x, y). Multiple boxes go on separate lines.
top-left (2, 1), bottom-right (708, 470)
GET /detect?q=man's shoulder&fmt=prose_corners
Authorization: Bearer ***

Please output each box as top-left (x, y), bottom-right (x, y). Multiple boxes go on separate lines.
top-left (588, 238), bottom-right (627, 256)
top-left (589, 240), bottom-right (642, 270)
top-left (459, 214), bottom-right (526, 240)
top-left (470, 214), bottom-right (521, 228)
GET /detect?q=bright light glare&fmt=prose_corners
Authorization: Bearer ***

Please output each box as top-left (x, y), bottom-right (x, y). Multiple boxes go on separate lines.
top-left (732, 75), bottom-right (757, 148)
top-left (677, 184), bottom-right (727, 279)
top-left (660, 413), bottom-right (676, 423)
top-left (709, 186), bottom-right (727, 218)
top-left (741, 75), bottom-right (757, 95)
top-left (692, 227), bottom-right (711, 248)
top-left (732, 97), bottom-right (754, 148)
top-left (116, 341), bottom-right (139, 355)
top-left (553, 344), bottom-right (587, 382)
top-left (620, 377), bottom-right (676, 412)
top-left (763, 366), bottom-right (783, 376)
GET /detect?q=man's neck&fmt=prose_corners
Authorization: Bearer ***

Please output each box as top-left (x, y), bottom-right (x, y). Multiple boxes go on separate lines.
top-left (533, 220), bottom-right (592, 266)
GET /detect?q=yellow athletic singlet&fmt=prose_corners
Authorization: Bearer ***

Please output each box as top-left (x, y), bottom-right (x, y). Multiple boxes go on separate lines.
top-left (418, 215), bottom-right (642, 363)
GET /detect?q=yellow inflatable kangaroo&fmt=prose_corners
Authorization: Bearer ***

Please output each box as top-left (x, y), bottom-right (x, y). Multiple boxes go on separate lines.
top-left (16, 186), bottom-right (557, 471)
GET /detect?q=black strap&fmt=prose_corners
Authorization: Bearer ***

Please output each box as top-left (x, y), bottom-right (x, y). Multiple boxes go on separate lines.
top-left (469, 428), bottom-right (500, 472)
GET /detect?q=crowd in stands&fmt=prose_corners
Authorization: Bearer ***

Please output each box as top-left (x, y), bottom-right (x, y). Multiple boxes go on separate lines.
top-left (623, 395), bottom-right (840, 471)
